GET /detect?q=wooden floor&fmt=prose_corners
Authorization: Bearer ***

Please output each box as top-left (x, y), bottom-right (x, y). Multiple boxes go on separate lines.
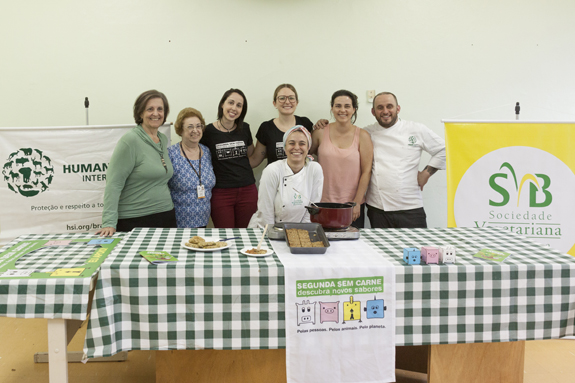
top-left (1, 316), bottom-right (574, 383)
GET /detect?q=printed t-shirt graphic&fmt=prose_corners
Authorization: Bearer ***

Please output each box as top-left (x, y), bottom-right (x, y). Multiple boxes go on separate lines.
top-left (215, 141), bottom-right (248, 160)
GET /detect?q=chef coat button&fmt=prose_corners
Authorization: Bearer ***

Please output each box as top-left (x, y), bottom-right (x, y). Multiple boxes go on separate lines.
top-left (283, 205), bottom-right (285, 207)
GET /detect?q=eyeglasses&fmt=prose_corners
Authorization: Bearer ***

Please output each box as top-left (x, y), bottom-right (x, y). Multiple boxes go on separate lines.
top-left (277, 96), bottom-right (297, 103)
top-left (185, 124), bottom-right (204, 131)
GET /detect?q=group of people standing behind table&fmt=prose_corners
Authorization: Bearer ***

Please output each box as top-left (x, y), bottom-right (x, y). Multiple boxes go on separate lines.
top-left (96, 85), bottom-right (446, 237)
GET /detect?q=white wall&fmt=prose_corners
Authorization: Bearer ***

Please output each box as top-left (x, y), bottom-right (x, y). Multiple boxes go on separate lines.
top-left (3, 0), bottom-right (575, 227)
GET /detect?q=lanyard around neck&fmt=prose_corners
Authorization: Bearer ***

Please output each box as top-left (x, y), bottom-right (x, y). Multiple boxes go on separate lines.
top-left (180, 142), bottom-right (202, 184)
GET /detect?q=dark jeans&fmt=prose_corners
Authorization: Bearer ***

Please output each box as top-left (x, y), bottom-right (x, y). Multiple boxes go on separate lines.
top-left (366, 205), bottom-right (427, 229)
top-left (116, 208), bottom-right (177, 232)
top-left (210, 184), bottom-right (258, 228)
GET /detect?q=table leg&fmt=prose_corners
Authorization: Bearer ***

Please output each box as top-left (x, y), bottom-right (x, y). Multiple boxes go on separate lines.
top-left (47, 318), bottom-right (68, 383)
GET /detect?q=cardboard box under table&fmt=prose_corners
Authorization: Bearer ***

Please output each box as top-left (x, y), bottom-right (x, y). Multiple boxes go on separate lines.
top-left (83, 227), bottom-right (575, 383)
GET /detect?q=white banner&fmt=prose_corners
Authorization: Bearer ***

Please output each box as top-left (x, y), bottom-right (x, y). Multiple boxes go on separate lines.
top-left (0, 124), bottom-right (171, 245)
top-left (272, 239), bottom-right (396, 383)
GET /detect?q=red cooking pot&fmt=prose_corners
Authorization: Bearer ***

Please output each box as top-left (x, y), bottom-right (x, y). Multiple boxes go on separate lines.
top-left (305, 202), bottom-right (356, 229)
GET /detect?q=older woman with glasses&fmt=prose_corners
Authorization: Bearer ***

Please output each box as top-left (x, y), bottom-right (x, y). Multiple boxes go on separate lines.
top-left (249, 84), bottom-right (313, 168)
top-left (168, 107), bottom-right (216, 228)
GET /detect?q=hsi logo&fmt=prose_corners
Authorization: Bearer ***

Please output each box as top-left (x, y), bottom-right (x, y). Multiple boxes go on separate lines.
top-left (453, 146), bottom-right (575, 254)
top-left (489, 162), bottom-right (552, 207)
top-left (2, 148), bottom-right (54, 197)
top-left (408, 136), bottom-right (417, 146)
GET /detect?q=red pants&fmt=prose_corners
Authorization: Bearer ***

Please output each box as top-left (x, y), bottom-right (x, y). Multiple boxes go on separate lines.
top-left (210, 184), bottom-right (258, 228)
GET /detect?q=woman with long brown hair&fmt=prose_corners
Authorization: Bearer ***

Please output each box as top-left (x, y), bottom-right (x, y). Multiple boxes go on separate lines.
top-left (200, 88), bottom-right (257, 228)
top-left (310, 89), bottom-right (373, 228)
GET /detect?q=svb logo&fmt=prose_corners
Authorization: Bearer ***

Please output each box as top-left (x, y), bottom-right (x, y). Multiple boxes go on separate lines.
top-left (408, 136), bottom-right (417, 146)
top-left (292, 193), bottom-right (303, 206)
top-left (454, 146), bottom-right (575, 254)
top-left (489, 162), bottom-right (552, 208)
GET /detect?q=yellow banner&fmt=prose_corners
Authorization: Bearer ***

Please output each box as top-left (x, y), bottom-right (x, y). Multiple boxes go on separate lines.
top-left (445, 122), bottom-right (575, 256)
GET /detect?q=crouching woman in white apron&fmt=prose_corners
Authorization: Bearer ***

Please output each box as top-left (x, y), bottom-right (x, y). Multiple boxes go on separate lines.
top-left (248, 126), bottom-right (323, 227)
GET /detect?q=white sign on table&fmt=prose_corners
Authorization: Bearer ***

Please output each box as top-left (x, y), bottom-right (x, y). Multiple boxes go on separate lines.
top-left (272, 238), bottom-right (396, 383)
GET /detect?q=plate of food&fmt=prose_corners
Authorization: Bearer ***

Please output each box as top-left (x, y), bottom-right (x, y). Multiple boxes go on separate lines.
top-left (181, 236), bottom-right (231, 252)
top-left (240, 247), bottom-right (274, 258)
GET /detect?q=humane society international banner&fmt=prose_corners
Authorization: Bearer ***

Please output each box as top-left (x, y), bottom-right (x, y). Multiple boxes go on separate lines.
top-left (0, 124), bottom-right (171, 245)
top-left (444, 121), bottom-right (575, 256)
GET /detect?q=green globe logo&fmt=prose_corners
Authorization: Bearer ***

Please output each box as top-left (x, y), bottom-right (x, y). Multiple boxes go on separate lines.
top-left (2, 148), bottom-right (54, 197)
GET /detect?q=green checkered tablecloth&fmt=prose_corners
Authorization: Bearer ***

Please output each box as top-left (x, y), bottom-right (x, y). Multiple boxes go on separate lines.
top-left (361, 227), bottom-right (575, 346)
top-left (0, 233), bottom-right (105, 320)
top-left (83, 227), bottom-right (575, 358)
top-left (84, 227), bottom-right (285, 358)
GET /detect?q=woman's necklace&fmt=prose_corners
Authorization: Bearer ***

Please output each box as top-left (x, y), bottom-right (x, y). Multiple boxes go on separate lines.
top-left (143, 126), bottom-right (160, 143)
top-left (219, 119), bottom-right (235, 133)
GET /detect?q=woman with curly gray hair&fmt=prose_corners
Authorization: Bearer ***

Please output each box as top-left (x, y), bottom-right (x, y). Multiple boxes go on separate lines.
top-left (168, 107), bottom-right (216, 228)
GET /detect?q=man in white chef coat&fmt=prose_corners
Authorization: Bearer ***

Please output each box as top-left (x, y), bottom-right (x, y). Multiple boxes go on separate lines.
top-left (364, 92), bottom-right (445, 228)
